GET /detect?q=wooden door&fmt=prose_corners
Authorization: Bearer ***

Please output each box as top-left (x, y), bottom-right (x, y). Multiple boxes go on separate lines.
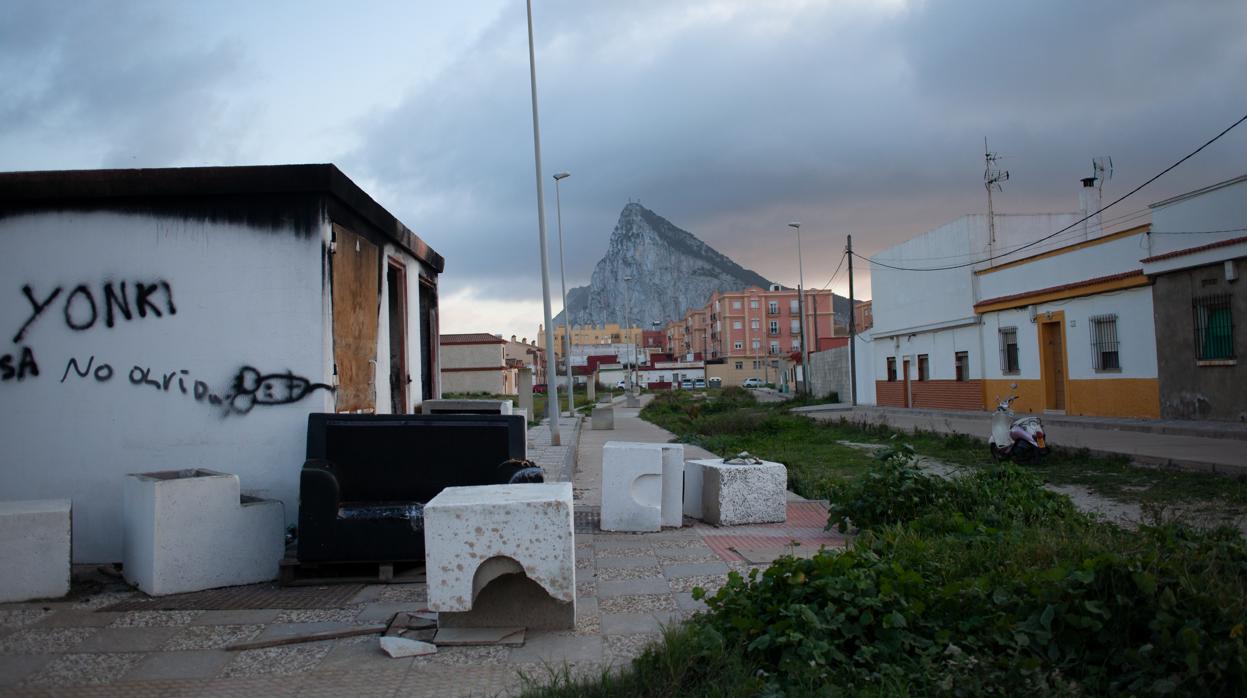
top-left (1041, 321), bottom-right (1066, 411)
top-left (386, 259), bottom-right (408, 414)
top-left (902, 358), bottom-right (911, 408)
top-left (331, 224), bottom-right (379, 413)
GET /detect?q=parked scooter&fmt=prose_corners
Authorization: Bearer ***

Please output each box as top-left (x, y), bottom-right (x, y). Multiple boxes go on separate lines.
top-left (988, 393), bottom-right (1049, 463)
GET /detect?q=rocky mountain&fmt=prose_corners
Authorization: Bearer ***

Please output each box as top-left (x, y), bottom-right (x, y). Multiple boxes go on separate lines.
top-left (554, 203), bottom-right (856, 331)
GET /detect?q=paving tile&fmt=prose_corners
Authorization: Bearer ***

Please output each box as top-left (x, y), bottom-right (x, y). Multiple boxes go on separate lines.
top-left (592, 537), bottom-right (652, 549)
top-left (297, 668), bottom-right (406, 697)
top-left (595, 565), bottom-right (663, 582)
top-left (163, 624), bottom-right (263, 651)
top-left (188, 609), bottom-right (280, 626)
top-left (508, 631), bottom-right (603, 664)
top-left (597, 578), bottom-right (671, 598)
top-left (273, 607), bottom-right (364, 624)
top-left (31, 609), bottom-right (121, 628)
top-left (0, 653), bottom-right (53, 687)
top-left (371, 585), bottom-right (429, 604)
top-left (575, 580), bottom-right (597, 599)
top-left (75, 626), bottom-right (180, 652)
top-left (109, 611), bottom-right (202, 628)
top-left (255, 621), bottom-right (362, 642)
top-left (21, 652), bottom-right (143, 686)
top-left (0, 627), bottom-right (97, 654)
top-left (594, 555), bottom-right (660, 570)
top-left (651, 537), bottom-right (713, 548)
top-left (222, 643), bottom-right (331, 677)
top-left (354, 602), bottom-right (424, 624)
top-left (593, 546), bottom-right (652, 558)
top-left (122, 649), bottom-right (233, 680)
top-left (662, 561), bottom-right (730, 578)
top-left (409, 644), bottom-right (509, 667)
top-left (599, 611), bottom-right (680, 635)
top-left (191, 673), bottom-right (311, 696)
top-left (673, 592), bottom-right (710, 612)
top-left (598, 594), bottom-right (677, 614)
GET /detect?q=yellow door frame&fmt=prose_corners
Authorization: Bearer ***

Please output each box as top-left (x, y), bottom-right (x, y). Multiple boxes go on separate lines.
top-left (1036, 310), bottom-right (1071, 413)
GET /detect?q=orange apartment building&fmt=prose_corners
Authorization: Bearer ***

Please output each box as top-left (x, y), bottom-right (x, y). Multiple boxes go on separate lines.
top-left (706, 285), bottom-right (835, 360)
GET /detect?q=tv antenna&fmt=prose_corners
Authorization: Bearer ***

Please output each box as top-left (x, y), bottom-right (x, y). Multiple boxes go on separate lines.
top-left (984, 138), bottom-right (1010, 263)
top-left (1091, 156), bottom-right (1113, 192)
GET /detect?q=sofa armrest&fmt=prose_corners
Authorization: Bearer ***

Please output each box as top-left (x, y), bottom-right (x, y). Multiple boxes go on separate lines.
top-left (299, 458), bottom-right (342, 514)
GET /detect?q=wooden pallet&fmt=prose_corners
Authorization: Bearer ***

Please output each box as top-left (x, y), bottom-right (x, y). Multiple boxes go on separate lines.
top-left (278, 558), bottom-right (426, 586)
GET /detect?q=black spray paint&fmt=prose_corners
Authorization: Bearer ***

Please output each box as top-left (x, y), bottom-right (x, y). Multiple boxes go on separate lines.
top-left (12, 280), bottom-right (176, 342)
top-left (0, 346), bottom-right (39, 381)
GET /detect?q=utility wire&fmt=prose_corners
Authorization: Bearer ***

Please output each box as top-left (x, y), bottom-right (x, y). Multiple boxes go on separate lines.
top-left (1149, 227), bottom-right (1247, 236)
top-left (820, 252), bottom-right (847, 290)
top-left (857, 112), bottom-right (1247, 272)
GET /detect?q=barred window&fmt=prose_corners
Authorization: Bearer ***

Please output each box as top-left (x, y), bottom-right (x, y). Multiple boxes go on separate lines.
top-left (999, 327), bottom-right (1020, 374)
top-left (1090, 314), bottom-right (1120, 371)
top-left (1194, 294), bottom-right (1234, 360)
top-left (955, 351), bottom-right (969, 381)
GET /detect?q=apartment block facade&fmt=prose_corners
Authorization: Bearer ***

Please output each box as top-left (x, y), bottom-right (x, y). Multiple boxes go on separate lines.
top-left (706, 286), bottom-right (835, 360)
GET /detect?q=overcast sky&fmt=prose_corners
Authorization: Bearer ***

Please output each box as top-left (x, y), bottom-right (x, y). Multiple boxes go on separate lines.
top-left (3, 0), bottom-right (1245, 340)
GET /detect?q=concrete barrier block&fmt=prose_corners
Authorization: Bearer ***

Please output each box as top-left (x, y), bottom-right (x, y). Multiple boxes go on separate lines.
top-left (683, 459), bottom-right (708, 519)
top-left (659, 444), bottom-right (685, 527)
top-left (0, 499), bottom-right (71, 602)
top-left (123, 469), bottom-right (285, 596)
top-left (600, 442), bottom-right (663, 532)
top-left (424, 483), bottom-right (575, 629)
top-left (422, 399), bottom-right (513, 415)
top-left (591, 406), bottom-right (614, 430)
top-left (701, 459), bottom-right (787, 526)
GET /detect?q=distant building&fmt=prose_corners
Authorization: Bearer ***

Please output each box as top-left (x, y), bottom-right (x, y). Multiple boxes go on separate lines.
top-left (853, 300), bottom-right (873, 332)
top-left (504, 335), bottom-right (544, 383)
top-left (542, 322), bottom-right (642, 358)
top-left (1142, 174), bottom-right (1247, 421)
top-left (705, 285), bottom-right (835, 361)
top-left (440, 333), bottom-right (513, 394)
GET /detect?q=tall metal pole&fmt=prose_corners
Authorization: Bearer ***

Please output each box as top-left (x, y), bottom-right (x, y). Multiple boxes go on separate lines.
top-left (526, 0), bottom-right (559, 445)
top-left (554, 172), bottom-right (574, 417)
top-left (847, 234), bottom-right (857, 406)
top-left (789, 222), bottom-right (809, 395)
top-left (623, 276), bottom-right (633, 391)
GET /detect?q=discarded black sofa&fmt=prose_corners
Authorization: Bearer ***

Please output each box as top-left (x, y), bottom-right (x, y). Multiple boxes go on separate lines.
top-left (297, 413), bottom-right (540, 563)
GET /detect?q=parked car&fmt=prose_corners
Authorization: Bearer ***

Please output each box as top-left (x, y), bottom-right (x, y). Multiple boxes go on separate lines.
top-left (533, 383), bottom-right (547, 394)
top-left (742, 377), bottom-right (762, 388)
top-left (614, 380), bottom-right (626, 389)
top-left (680, 378), bottom-right (694, 389)
top-left (708, 377), bottom-right (722, 388)
top-left (694, 378), bottom-right (706, 389)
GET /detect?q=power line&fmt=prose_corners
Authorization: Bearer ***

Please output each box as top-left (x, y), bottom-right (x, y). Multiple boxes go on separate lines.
top-left (1149, 227), bottom-right (1247, 236)
top-left (857, 112), bottom-right (1247, 273)
top-left (820, 252), bottom-right (847, 290)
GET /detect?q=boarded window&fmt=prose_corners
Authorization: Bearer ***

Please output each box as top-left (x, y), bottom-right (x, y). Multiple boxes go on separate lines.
top-left (955, 351), bottom-right (969, 381)
top-left (999, 327), bottom-right (1020, 374)
top-left (331, 224), bottom-right (379, 412)
top-left (1193, 294), bottom-right (1234, 361)
top-left (917, 354), bottom-right (929, 381)
top-left (1089, 314), bottom-right (1120, 371)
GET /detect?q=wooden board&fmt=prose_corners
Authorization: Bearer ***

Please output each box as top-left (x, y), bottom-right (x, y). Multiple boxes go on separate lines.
top-left (331, 223), bottom-right (380, 412)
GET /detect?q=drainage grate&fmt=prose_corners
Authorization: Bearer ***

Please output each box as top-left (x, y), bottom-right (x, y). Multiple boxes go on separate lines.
top-left (574, 506), bottom-right (601, 533)
top-left (100, 582), bottom-right (365, 611)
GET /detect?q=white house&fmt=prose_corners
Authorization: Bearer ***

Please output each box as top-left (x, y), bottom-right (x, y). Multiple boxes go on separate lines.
top-left (0, 165), bottom-right (444, 561)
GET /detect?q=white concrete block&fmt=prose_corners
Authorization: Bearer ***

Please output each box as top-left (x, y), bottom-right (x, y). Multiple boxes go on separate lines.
top-left (424, 483), bottom-right (575, 625)
top-left (590, 406), bottom-right (614, 430)
top-left (123, 469), bottom-right (285, 596)
top-left (701, 459), bottom-right (788, 526)
top-left (600, 442), bottom-right (663, 532)
top-left (422, 399), bottom-right (513, 415)
top-left (659, 445), bottom-right (685, 528)
top-left (683, 460), bottom-right (707, 519)
top-left (0, 499), bottom-right (71, 603)
top-left (380, 636), bottom-right (437, 657)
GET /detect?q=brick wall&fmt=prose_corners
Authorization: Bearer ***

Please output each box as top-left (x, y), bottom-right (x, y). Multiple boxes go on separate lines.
top-left (876, 380), bottom-right (906, 407)
top-left (910, 380), bottom-right (983, 410)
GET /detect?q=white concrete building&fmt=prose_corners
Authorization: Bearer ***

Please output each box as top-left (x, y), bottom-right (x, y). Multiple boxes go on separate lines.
top-left (0, 165), bottom-right (444, 561)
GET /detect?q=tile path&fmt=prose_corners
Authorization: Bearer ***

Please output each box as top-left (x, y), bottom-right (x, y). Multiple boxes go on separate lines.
top-left (0, 397), bottom-right (845, 696)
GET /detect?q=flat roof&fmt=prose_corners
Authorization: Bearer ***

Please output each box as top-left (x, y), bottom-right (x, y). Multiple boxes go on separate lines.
top-left (0, 164), bottom-right (444, 272)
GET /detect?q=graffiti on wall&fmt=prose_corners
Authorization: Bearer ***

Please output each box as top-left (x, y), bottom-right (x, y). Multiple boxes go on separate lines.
top-left (8, 278), bottom-right (333, 415)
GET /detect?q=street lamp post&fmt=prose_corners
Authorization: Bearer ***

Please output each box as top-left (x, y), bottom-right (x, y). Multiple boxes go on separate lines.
top-left (525, 0), bottom-right (559, 445)
top-left (553, 171), bottom-right (573, 417)
top-left (788, 222), bottom-right (810, 396)
top-left (623, 275), bottom-right (634, 391)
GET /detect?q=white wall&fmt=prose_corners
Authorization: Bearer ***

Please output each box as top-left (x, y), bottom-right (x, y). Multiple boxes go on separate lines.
top-left (1148, 176), bottom-right (1247, 258)
top-left (978, 231), bottom-right (1149, 301)
top-left (0, 211), bottom-right (330, 562)
top-left (870, 324), bottom-right (983, 381)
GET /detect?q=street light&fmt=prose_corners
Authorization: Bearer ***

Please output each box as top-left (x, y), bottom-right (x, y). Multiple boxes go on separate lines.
top-left (525, 0), bottom-right (559, 444)
top-left (553, 171), bottom-right (574, 417)
top-left (788, 221), bottom-right (810, 395)
top-left (623, 275), bottom-right (634, 392)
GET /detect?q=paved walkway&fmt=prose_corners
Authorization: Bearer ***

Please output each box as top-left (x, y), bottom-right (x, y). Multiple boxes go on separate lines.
top-left (0, 400), bottom-right (842, 696)
top-left (795, 404), bottom-right (1247, 474)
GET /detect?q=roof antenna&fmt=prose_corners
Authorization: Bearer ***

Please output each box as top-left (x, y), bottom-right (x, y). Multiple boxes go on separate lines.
top-left (984, 138), bottom-right (1009, 265)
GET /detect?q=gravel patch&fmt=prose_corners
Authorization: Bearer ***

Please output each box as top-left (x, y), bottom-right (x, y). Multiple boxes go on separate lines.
top-left (603, 634), bottom-right (661, 664)
top-left (411, 645), bottom-right (509, 666)
top-left (668, 575), bottom-right (728, 595)
top-left (109, 610), bottom-right (202, 628)
top-left (375, 585), bottom-right (428, 603)
top-left (594, 547), bottom-right (652, 558)
top-left (223, 644), bottom-right (330, 677)
top-left (0, 609), bottom-right (53, 629)
top-left (595, 566), bottom-right (663, 582)
top-left (163, 624), bottom-right (264, 650)
top-left (598, 595), bottom-right (677, 614)
top-left (0, 627), bottom-right (97, 654)
top-left (576, 580), bottom-right (597, 598)
top-left (21, 652), bottom-right (142, 686)
top-left (274, 607), bottom-right (364, 624)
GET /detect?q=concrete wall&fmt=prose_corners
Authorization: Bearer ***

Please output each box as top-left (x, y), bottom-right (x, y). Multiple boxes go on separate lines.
top-left (705, 357), bottom-right (791, 387)
top-left (440, 369), bottom-right (508, 395)
top-left (807, 346), bottom-right (850, 401)
top-left (1152, 261), bottom-right (1246, 421)
top-left (1148, 176), bottom-right (1247, 258)
top-left (977, 232), bottom-right (1148, 301)
top-left (0, 210), bottom-right (332, 562)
